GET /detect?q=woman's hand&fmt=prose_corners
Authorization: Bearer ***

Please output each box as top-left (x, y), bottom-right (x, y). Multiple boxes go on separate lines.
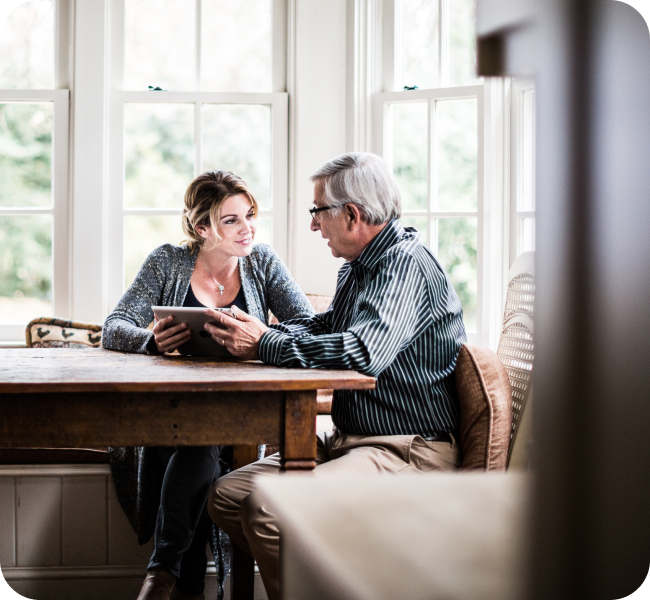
top-left (152, 315), bottom-right (192, 354)
top-left (204, 306), bottom-right (269, 360)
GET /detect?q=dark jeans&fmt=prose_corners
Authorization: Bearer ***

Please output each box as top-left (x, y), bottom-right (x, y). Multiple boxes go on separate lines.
top-left (148, 445), bottom-right (222, 596)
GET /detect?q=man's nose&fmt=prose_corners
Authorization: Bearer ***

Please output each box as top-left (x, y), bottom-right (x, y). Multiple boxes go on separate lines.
top-left (310, 218), bottom-right (320, 232)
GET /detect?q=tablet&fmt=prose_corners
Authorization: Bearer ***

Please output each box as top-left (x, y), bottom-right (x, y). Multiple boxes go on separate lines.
top-left (152, 306), bottom-right (235, 357)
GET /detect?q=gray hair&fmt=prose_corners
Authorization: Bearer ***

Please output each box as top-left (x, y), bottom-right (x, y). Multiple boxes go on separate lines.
top-left (309, 152), bottom-right (401, 225)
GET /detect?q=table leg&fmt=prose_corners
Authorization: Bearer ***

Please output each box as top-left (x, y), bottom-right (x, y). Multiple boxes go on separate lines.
top-left (230, 541), bottom-right (255, 600)
top-left (230, 445), bottom-right (259, 600)
top-left (281, 390), bottom-right (318, 471)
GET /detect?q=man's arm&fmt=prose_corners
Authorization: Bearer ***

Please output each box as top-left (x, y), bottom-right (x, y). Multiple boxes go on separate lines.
top-left (259, 253), bottom-right (430, 376)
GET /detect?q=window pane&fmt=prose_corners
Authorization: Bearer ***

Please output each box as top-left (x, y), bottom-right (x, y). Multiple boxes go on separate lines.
top-left (433, 217), bottom-right (477, 331)
top-left (124, 104), bottom-right (194, 209)
top-left (448, 0), bottom-right (479, 86)
top-left (391, 102), bottom-right (428, 211)
top-left (400, 215), bottom-right (428, 247)
top-left (124, 0), bottom-right (195, 91)
top-left (437, 98), bottom-right (477, 211)
top-left (399, 0), bottom-right (439, 90)
top-left (254, 214), bottom-right (272, 247)
top-left (201, 0), bottom-right (272, 92)
top-left (202, 104), bottom-right (271, 210)
top-left (0, 215), bottom-right (52, 322)
top-left (0, 102), bottom-right (53, 207)
top-left (0, 0), bottom-right (54, 89)
top-left (518, 217), bottom-right (535, 256)
top-left (519, 89), bottom-right (536, 211)
top-left (124, 215), bottom-right (185, 290)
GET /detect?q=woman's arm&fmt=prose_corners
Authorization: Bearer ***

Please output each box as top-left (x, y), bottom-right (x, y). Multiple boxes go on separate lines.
top-left (102, 246), bottom-right (173, 353)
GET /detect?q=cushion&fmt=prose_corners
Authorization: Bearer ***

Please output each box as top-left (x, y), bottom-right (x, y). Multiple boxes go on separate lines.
top-left (455, 344), bottom-right (513, 470)
top-left (25, 317), bottom-right (102, 348)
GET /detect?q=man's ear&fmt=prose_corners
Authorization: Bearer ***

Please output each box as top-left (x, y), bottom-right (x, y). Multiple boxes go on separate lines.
top-left (345, 204), bottom-right (363, 230)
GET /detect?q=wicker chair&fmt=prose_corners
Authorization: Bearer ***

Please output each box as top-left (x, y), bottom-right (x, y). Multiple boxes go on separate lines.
top-left (496, 252), bottom-right (535, 469)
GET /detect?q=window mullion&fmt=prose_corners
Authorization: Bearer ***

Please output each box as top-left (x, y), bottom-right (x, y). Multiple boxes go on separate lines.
top-left (272, 0), bottom-right (288, 92)
top-left (386, 0), bottom-right (399, 92)
top-left (427, 97), bottom-right (434, 246)
top-left (52, 91), bottom-right (71, 317)
top-left (195, 0), bottom-right (202, 90)
top-left (195, 101), bottom-right (202, 176)
top-left (55, 0), bottom-right (71, 89)
top-left (439, 0), bottom-right (448, 87)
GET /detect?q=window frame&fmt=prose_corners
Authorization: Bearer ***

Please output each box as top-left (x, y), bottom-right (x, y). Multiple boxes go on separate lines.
top-left (106, 90), bottom-right (288, 311)
top-left (371, 0), bottom-right (505, 347)
top-left (105, 0), bottom-right (289, 313)
top-left (372, 85), bottom-right (484, 342)
top-left (0, 0), bottom-right (71, 344)
top-left (510, 77), bottom-right (536, 265)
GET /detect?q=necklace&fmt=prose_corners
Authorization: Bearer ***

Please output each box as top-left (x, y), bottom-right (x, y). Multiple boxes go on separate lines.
top-left (199, 254), bottom-right (236, 296)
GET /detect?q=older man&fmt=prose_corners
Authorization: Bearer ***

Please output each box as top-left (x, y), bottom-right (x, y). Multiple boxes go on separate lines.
top-left (204, 152), bottom-right (467, 600)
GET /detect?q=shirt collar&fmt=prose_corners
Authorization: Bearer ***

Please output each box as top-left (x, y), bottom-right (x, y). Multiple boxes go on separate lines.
top-left (351, 219), bottom-right (405, 272)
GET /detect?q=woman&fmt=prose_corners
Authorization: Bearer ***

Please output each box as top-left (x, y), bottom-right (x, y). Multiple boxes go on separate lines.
top-left (102, 171), bottom-right (313, 600)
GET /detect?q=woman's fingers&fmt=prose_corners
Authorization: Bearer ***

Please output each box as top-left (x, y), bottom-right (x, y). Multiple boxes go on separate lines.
top-left (160, 328), bottom-right (191, 352)
top-left (153, 316), bottom-right (191, 353)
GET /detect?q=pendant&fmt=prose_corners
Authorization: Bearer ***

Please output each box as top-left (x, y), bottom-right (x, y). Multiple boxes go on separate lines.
top-left (219, 285), bottom-right (224, 295)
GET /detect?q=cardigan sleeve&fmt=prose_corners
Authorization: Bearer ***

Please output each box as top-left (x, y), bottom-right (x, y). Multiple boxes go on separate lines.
top-left (102, 245), bottom-right (173, 354)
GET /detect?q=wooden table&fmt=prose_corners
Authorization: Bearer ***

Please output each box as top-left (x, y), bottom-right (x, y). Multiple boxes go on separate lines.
top-left (0, 347), bottom-right (375, 600)
top-left (0, 348), bottom-right (374, 470)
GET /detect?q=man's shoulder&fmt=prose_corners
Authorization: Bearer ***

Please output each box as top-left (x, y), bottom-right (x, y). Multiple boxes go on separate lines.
top-left (382, 230), bottom-right (435, 266)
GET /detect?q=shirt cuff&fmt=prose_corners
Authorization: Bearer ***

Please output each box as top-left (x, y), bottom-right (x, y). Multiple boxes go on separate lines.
top-left (259, 328), bottom-right (291, 365)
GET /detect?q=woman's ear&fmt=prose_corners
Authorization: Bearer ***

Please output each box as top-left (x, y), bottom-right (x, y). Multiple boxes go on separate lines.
top-left (195, 223), bottom-right (209, 239)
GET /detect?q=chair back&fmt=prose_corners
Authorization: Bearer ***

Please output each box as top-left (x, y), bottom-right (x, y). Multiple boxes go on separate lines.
top-left (496, 252), bottom-right (535, 468)
top-left (25, 317), bottom-right (102, 348)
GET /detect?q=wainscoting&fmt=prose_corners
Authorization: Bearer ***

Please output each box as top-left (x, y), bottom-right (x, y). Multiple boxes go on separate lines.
top-left (0, 465), bottom-right (267, 600)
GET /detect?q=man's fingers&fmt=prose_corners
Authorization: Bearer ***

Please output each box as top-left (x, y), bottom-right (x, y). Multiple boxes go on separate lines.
top-left (230, 306), bottom-right (254, 321)
top-left (205, 322), bottom-right (236, 343)
top-left (204, 309), bottom-right (232, 326)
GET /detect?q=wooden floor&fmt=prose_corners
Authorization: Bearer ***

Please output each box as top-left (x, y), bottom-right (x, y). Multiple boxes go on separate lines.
top-left (5, 571), bottom-right (269, 600)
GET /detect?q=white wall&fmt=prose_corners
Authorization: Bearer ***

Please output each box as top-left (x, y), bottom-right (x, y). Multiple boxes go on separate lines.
top-left (288, 0), bottom-right (348, 297)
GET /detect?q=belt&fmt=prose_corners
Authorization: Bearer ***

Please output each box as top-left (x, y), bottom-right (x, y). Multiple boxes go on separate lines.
top-left (423, 432), bottom-right (453, 443)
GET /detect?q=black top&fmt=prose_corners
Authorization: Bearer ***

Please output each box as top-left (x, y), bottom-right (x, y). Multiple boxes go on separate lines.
top-left (183, 284), bottom-right (248, 312)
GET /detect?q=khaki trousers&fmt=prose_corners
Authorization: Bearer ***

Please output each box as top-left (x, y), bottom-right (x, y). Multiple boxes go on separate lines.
top-left (208, 429), bottom-right (460, 600)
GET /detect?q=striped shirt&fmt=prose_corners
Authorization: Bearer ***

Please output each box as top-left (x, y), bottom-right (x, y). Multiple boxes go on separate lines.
top-left (259, 220), bottom-right (467, 437)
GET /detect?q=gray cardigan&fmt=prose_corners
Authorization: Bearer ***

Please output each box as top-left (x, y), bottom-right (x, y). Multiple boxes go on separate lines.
top-left (102, 242), bottom-right (313, 589)
top-left (103, 242), bottom-right (314, 353)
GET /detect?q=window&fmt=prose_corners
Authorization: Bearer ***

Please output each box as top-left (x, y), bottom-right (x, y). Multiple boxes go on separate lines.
top-left (373, 0), bottom-right (494, 343)
top-left (511, 78), bottom-right (536, 262)
top-left (0, 0), bottom-right (70, 342)
top-left (107, 0), bottom-right (288, 310)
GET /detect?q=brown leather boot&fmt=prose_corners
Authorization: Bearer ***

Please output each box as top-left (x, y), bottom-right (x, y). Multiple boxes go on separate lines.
top-left (136, 569), bottom-right (176, 600)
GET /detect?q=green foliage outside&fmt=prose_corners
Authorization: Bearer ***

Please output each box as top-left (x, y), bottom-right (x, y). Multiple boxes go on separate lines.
top-left (0, 102), bottom-right (53, 302)
top-left (437, 218), bottom-right (477, 329)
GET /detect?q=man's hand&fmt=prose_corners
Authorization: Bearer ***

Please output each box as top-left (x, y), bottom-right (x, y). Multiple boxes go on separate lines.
top-left (204, 306), bottom-right (269, 360)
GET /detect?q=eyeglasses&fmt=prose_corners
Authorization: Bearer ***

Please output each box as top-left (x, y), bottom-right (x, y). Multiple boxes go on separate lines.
top-left (309, 205), bottom-right (334, 221)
